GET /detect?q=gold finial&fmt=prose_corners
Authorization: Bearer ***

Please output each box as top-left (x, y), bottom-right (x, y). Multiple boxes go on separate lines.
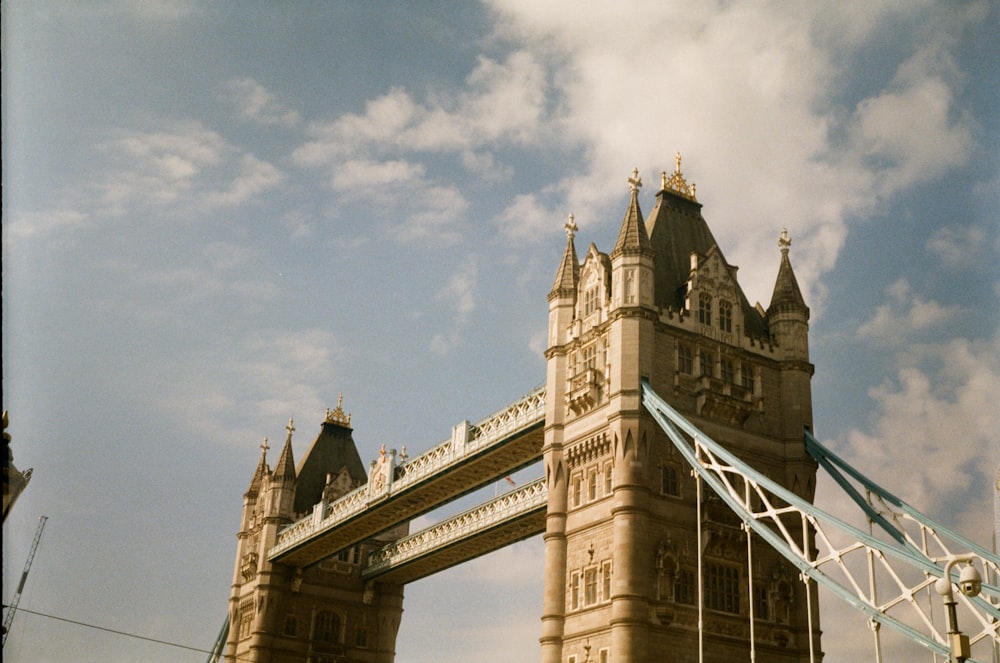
top-left (324, 392), bottom-right (352, 426)
top-left (285, 418), bottom-right (295, 440)
top-left (565, 213), bottom-right (578, 240)
top-left (778, 228), bottom-right (792, 253)
top-left (260, 437), bottom-right (269, 456)
top-left (663, 151), bottom-right (697, 201)
top-left (628, 167), bottom-right (642, 193)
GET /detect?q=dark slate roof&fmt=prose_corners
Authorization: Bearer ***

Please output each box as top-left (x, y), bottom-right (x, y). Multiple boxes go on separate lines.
top-left (293, 419), bottom-right (368, 515)
top-left (645, 188), bottom-right (767, 336)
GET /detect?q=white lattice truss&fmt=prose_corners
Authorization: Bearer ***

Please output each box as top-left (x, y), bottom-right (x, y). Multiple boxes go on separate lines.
top-left (363, 477), bottom-right (547, 578)
top-left (270, 387), bottom-right (546, 558)
top-left (641, 380), bottom-right (1000, 662)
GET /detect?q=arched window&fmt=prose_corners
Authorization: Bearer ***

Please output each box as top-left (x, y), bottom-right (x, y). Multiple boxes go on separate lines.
top-left (314, 611), bottom-right (341, 644)
top-left (718, 299), bottom-right (732, 332)
top-left (661, 466), bottom-right (679, 496)
top-left (698, 293), bottom-right (712, 325)
top-left (677, 344), bottom-right (692, 374)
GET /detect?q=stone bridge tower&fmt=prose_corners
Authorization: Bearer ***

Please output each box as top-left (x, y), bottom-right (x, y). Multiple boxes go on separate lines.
top-left (225, 400), bottom-right (406, 663)
top-left (541, 158), bottom-right (819, 663)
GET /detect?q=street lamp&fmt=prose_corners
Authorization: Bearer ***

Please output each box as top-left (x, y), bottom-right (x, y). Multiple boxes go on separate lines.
top-left (935, 554), bottom-right (984, 662)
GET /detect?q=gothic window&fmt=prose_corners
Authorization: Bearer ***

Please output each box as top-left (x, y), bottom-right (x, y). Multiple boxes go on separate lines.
top-left (284, 613), bottom-right (297, 637)
top-left (704, 563), bottom-right (741, 614)
top-left (604, 464), bottom-right (613, 495)
top-left (754, 585), bottom-right (769, 621)
top-left (700, 351), bottom-right (714, 378)
top-left (599, 649), bottom-right (610, 663)
top-left (584, 285), bottom-right (600, 316)
top-left (570, 572), bottom-right (581, 610)
top-left (582, 344), bottom-right (597, 371)
top-left (568, 656), bottom-right (578, 663)
top-left (624, 268), bottom-right (636, 304)
top-left (675, 569), bottom-right (696, 605)
top-left (238, 598), bottom-right (255, 639)
top-left (719, 299), bottom-right (732, 333)
top-left (585, 567), bottom-right (598, 605)
top-left (573, 475), bottom-right (582, 507)
top-left (314, 611), bottom-right (342, 644)
top-left (698, 293), bottom-right (712, 325)
top-left (661, 466), bottom-right (679, 496)
top-left (588, 469), bottom-right (598, 501)
top-left (337, 546), bottom-right (355, 564)
top-left (721, 359), bottom-right (734, 384)
top-left (355, 627), bottom-right (368, 647)
top-left (677, 344), bottom-right (692, 374)
top-left (602, 560), bottom-right (612, 602)
top-left (741, 364), bottom-right (754, 391)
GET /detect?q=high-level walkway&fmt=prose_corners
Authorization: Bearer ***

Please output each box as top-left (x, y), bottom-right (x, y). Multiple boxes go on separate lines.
top-left (268, 387), bottom-right (546, 567)
top-left (362, 477), bottom-right (547, 583)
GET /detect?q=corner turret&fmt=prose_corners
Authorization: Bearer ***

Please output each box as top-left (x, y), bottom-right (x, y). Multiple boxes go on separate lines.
top-left (767, 229), bottom-right (810, 361)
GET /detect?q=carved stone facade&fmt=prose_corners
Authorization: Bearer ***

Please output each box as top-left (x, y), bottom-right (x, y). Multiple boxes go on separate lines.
top-left (541, 159), bottom-right (820, 663)
top-left (225, 405), bottom-right (406, 663)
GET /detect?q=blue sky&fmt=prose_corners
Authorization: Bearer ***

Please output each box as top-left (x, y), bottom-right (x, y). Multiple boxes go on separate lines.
top-left (2, 2), bottom-right (998, 661)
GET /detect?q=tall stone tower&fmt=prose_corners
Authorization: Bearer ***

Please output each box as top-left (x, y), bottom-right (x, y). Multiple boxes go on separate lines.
top-left (541, 158), bottom-right (819, 663)
top-left (225, 399), bottom-right (406, 663)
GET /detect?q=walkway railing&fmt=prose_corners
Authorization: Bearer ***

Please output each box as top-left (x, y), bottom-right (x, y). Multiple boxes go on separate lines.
top-left (269, 387), bottom-right (545, 560)
top-left (363, 477), bottom-right (547, 578)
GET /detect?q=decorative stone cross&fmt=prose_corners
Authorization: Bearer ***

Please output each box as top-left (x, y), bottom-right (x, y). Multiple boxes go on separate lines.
top-left (779, 228), bottom-right (792, 252)
top-left (628, 167), bottom-right (642, 193)
top-left (675, 151), bottom-right (683, 173)
top-left (260, 437), bottom-right (269, 455)
top-left (564, 213), bottom-right (578, 240)
top-left (285, 418), bottom-right (295, 439)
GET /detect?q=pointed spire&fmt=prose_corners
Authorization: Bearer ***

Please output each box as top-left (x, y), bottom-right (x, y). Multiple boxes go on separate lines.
top-left (549, 213), bottom-right (580, 299)
top-left (612, 168), bottom-right (652, 257)
top-left (768, 228), bottom-right (809, 316)
top-left (245, 437), bottom-right (271, 499)
top-left (273, 419), bottom-right (297, 482)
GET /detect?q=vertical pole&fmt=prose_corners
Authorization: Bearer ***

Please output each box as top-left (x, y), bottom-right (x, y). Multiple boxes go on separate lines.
top-left (802, 513), bottom-right (816, 663)
top-left (745, 478), bottom-right (756, 663)
top-left (696, 459), bottom-right (705, 663)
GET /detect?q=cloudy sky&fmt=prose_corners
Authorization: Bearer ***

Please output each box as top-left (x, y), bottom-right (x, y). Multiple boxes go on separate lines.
top-left (2, 2), bottom-right (998, 661)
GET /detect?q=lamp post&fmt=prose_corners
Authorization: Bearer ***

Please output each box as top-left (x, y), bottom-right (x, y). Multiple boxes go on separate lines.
top-left (935, 554), bottom-right (984, 662)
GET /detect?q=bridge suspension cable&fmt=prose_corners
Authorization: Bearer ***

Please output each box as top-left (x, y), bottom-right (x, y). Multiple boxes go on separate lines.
top-left (641, 380), bottom-right (1000, 662)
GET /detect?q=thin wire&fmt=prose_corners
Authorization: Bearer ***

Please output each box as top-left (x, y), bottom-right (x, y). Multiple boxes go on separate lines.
top-left (3, 606), bottom-right (226, 657)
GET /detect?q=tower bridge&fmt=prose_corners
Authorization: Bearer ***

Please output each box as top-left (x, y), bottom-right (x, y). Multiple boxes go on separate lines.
top-left (218, 159), bottom-right (999, 663)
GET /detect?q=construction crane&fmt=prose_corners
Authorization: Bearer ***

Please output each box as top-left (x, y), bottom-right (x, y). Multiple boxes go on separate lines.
top-left (3, 515), bottom-right (48, 647)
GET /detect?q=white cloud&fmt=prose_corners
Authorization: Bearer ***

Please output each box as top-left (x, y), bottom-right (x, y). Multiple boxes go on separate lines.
top-left (479, 1), bottom-right (979, 312)
top-left (203, 153), bottom-right (285, 208)
top-left (293, 49), bottom-right (547, 162)
top-left (851, 43), bottom-right (973, 194)
top-left (331, 159), bottom-right (427, 194)
top-left (832, 329), bottom-right (999, 542)
top-left (926, 224), bottom-right (990, 268)
top-left (857, 279), bottom-right (961, 342)
top-left (221, 77), bottom-right (300, 128)
top-left (430, 257), bottom-right (479, 355)
top-left (5, 208), bottom-right (89, 242)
